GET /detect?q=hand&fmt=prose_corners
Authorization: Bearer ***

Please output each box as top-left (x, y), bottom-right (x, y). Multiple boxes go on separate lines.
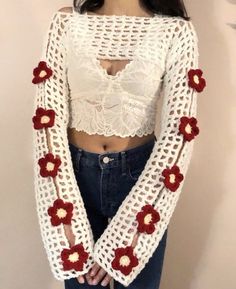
top-left (77, 266), bottom-right (111, 285)
top-left (73, 263), bottom-right (112, 286)
top-left (77, 275), bottom-right (86, 284)
top-left (65, 225), bottom-right (139, 285)
top-left (75, 264), bottom-right (112, 286)
top-left (84, 262), bottom-right (112, 286)
top-left (83, 230), bottom-right (139, 286)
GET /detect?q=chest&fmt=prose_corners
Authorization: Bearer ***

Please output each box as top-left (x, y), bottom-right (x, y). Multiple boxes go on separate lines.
top-left (66, 14), bottom-right (172, 97)
top-left (97, 58), bottom-right (131, 77)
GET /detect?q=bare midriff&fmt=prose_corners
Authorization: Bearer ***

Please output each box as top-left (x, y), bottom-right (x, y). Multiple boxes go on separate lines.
top-left (67, 128), bottom-right (155, 153)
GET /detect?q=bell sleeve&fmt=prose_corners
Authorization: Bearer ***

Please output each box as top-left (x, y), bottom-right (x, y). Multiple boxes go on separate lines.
top-left (93, 18), bottom-right (206, 286)
top-left (31, 11), bottom-right (95, 280)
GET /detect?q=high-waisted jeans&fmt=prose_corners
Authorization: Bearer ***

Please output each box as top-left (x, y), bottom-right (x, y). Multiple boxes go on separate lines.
top-left (64, 137), bottom-right (168, 289)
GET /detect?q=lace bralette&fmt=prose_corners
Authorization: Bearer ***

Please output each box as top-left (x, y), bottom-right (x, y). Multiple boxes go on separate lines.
top-left (66, 11), bottom-right (169, 137)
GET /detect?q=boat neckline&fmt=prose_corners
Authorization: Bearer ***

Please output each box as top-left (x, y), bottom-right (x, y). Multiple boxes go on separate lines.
top-left (55, 10), bottom-right (163, 19)
top-left (80, 11), bottom-right (159, 19)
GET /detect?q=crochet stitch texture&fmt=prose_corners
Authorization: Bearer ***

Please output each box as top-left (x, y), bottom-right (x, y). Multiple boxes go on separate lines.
top-left (32, 7), bottom-right (206, 287)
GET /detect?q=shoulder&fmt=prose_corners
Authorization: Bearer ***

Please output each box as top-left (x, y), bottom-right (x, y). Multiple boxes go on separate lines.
top-left (47, 7), bottom-right (73, 37)
top-left (174, 17), bottom-right (198, 38)
top-left (58, 6), bottom-right (73, 14)
top-left (163, 16), bottom-right (199, 66)
top-left (164, 16), bottom-right (196, 33)
top-left (49, 6), bottom-right (73, 21)
top-left (166, 16), bottom-right (198, 45)
top-left (156, 15), bottom-right (197, 43)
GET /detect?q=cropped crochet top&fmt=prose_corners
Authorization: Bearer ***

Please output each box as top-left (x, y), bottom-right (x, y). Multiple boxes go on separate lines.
top-left (67, 11), bottom-right (165, 137)
top-left (31, 7), bottom-right (206, 287)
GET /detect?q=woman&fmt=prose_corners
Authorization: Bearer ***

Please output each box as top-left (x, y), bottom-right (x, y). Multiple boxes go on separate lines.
top-left (32, 0), bottom-right (206, 288)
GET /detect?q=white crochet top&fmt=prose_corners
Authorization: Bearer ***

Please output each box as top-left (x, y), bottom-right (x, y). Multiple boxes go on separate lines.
top-left (32, 7), bottom-right (206, 287)
top-left (67, 11), bottom-right (165, 137)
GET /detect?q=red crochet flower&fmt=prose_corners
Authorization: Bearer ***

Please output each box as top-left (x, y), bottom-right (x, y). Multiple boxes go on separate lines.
top-left (161, 165), bottom-right (184, 192)
top-left (32, 61), bottom-right (53, 84)
top-left (32, 107), bottom-right (55, 130)
top-left (179, 116), bottom-right (199, 141)
top-left (47, 198), bottom-right (73, 226)
top-left (188, 69), bottom-right (206, 92)
top-left (111, 246), bottom-right (139, 275)
top-left (61, 243), bottom-right (89, 271)
top-left (136, 204), bottom-right (160, 234)
top-left (38, 153), bottom-right (61, 177)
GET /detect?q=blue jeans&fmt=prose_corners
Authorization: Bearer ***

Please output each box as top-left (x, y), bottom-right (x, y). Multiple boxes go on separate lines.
top-left (64, 137), bottom-right (168, 289)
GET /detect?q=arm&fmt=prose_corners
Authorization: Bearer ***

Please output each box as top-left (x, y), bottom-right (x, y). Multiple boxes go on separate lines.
top-left (93, 18), bottom-right (206, 286)
top-left (31, 10), bottom-right (95, 280)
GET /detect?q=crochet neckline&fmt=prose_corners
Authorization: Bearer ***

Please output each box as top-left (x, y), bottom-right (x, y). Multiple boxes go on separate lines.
top-left (83, 11), bottom-right (158, 19)
top-left (55, 10), bottom-right (166, 21)
top-left (68, 10), bottom-right (162, 80)
top-left (70, 11), bottom-right (160, 80)
top-left (69, 9), bottom-right (160, 20)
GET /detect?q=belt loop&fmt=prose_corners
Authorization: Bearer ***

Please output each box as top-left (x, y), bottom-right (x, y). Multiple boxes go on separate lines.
top-left (120, 151), bottom-right (126, 176)
top-left (75, 148), bottom-right (82, 172)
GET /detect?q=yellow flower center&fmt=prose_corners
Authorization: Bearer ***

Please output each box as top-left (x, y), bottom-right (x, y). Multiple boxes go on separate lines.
top-left (46, 162), bottom-right (55, 171)
top-left (39, 70), bottom-right (47, 78)
top-left (56, 208), bottom-right (67, 219)
top-left (119, 255), bottom-right (130, 267)
top-left (41, 115), bottom-right (50, 124)
top-left (185, 123), bottom-right (192, 134)
top-left (68, 252), bottom-right (79, 263)
top-left (169, 173), bottom-right (176, 183)
top-left (193, 75), bottom-right (199, 84)
top-left (144, 213), bottom-right (152, 225)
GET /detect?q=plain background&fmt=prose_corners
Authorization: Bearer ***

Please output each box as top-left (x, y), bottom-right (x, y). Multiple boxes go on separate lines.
top-left (0, 0), bottom-right (235, 288)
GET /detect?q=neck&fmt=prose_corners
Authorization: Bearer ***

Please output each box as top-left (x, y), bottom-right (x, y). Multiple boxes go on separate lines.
top-left (96, 0), bottom-right (153, 17)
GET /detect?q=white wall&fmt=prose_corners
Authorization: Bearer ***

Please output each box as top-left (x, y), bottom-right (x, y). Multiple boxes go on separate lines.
top-left (0, 1), bottom-right (235, 289)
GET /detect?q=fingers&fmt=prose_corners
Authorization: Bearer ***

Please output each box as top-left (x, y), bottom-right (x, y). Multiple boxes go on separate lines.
top-left (101, 274), bottom-right (113, 287)
top-left (84, 263), bottom-right (105, 285)
top-left (90, 267), bottom-right (107, 285)
top-left (76, 262), bottom-right (112, 286)
top-left (76, 275), bottom-right (85, 284)
top-left (85, 271), bottom-right (93, 285)
top-left (76, 232), bottom-right (138, 287)
top-left (90, 262), bottom-right (101, 277)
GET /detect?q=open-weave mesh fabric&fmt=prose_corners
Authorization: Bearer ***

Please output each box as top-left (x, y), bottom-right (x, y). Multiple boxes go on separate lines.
top-left (92, 16), bottom-right (200, 286)
top-left (32, 8), bottom-right (203, 287)
top-left (32, 12), bottom-right (95, 280)
top-left (67, 10), bottom-right (170, 137)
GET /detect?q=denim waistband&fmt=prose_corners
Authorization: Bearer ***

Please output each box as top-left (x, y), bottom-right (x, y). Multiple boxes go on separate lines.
top-left (68, 136), bottom-right (156, 170)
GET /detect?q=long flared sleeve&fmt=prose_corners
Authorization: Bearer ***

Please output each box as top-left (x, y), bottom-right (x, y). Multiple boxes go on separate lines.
top-left (31, 11), bottom-right (95, 280)
top-left (93, 18), bottom-right (206, 286)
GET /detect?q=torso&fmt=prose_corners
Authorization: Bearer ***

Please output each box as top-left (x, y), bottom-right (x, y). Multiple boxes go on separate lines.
top-left (67, 128), bottom-right (155, 153)
top-left (67, 9), bottom-right (156, 153)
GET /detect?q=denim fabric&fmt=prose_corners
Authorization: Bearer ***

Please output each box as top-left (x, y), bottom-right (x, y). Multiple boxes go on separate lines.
top-left (64, 137), bottom-right (168, 289)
